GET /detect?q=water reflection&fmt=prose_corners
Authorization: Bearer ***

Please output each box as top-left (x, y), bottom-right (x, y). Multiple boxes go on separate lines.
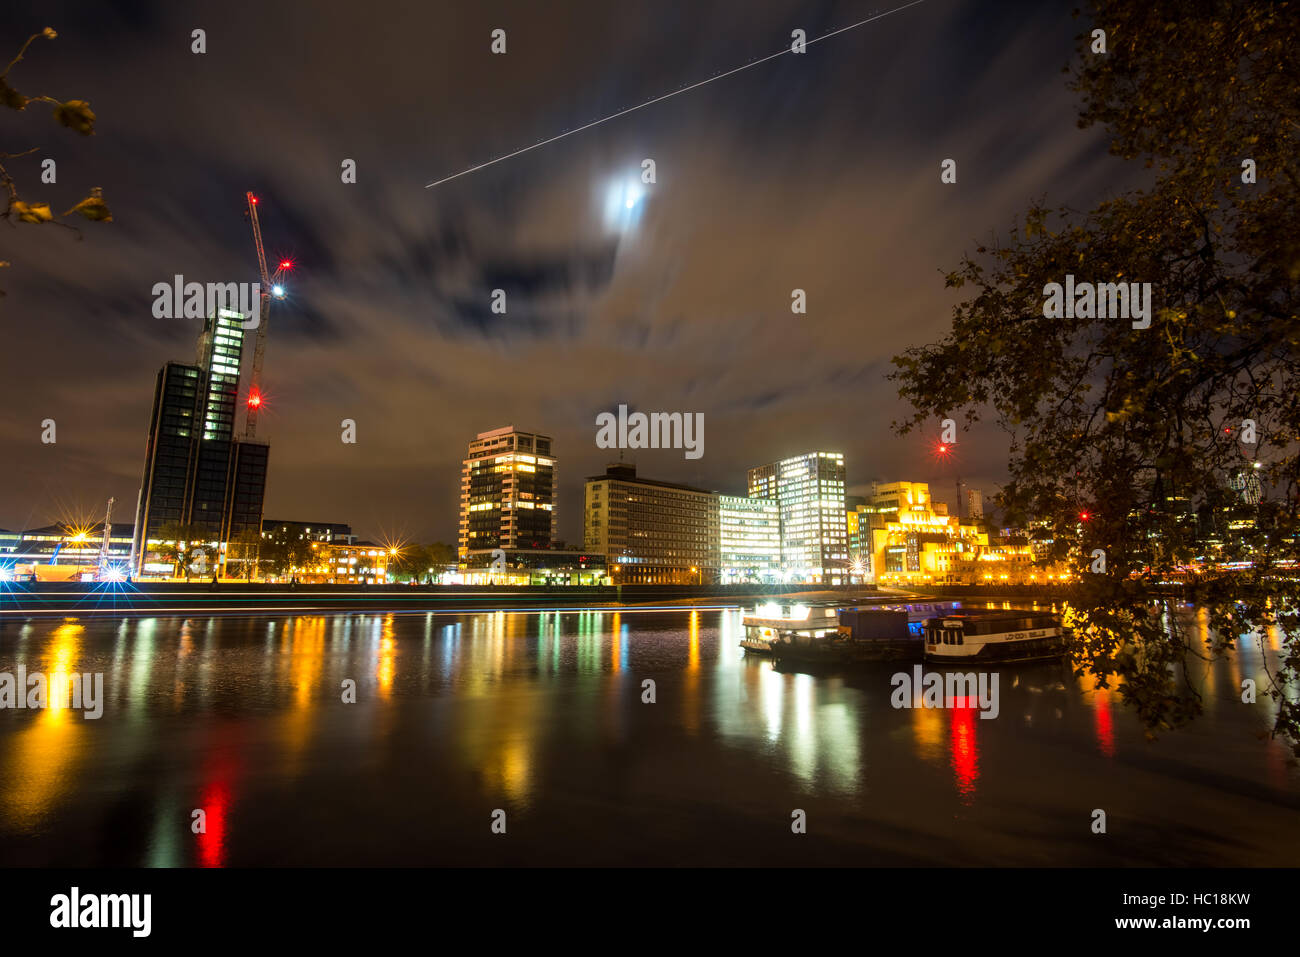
top-left (2, 623), bottom-right (88, 831)
top-left (0, 607), bottom-right (1295, 866)
top-left (948, 699), bottom-right (980, 803)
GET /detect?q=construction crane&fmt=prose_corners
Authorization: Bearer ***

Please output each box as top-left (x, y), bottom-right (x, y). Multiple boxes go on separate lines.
top-left (242, 191), bottom-right (292, 438)
top-left (96, 496), bottom-right (115, 576)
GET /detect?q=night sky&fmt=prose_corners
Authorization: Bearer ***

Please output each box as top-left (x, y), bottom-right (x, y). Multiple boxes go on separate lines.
top-left (0, 0), bottom-right (1134, 543)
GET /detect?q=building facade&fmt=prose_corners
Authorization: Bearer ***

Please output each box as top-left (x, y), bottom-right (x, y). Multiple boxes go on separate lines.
top-left (262, 520), bottom-right (355, 544)
top-left (718, 495), bottom-right (781, 583)
top-left (866, 482), bottom-right (1049, 585)
top-left (131, 309), bottom-right (269, 576)
top-left (288, 541), bottom-right (389, 585)
top-left (459, 427), bottom-right (557, 556)
top-left (584, 464), bottom-right (720, 584)
top-left (0, 523), bottom-right (135, 581)
top-left (748, 452), bottom-right (847, 584)
top-left (458, 548), bottom-right (607, 585)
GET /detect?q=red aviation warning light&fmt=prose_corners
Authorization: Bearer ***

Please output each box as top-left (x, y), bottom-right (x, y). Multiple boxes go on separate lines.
top-left (1079, 511), bottom-right (1090, 521)
top-left (247, 390), bottom-right (263, 409)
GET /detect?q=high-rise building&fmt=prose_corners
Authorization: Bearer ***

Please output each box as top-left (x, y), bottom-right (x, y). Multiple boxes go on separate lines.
top-left (748, 452), bottom-right (847, 584)
top-left (459, 427), bottom-right (557, 556)
top-left (131, 309), bottom-right (269, 575)
top-left (748, 462), bottom-right (778, 501)
top-left (132, 362), bottom-right (201, 559)
top-left (584, 464), bottom-right (719, 583)
top-left (965, 487), bottom-right (984, 521)
top-left (718, 495), bottom-right (781, 583)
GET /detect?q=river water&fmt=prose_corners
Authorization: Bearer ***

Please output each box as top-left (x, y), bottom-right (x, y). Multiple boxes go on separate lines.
top-left (0, 605), bottom-right (1295, 865)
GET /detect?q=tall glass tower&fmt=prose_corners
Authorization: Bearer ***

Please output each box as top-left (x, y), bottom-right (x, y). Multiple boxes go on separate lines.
top-left (131, 309), bottom-right (269, 575)
top-left (748, 451), bottom-right (847, 584)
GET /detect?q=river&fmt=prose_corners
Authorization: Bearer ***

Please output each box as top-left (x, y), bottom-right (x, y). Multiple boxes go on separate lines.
top-left (0, 605), bottom-right (1295, 865)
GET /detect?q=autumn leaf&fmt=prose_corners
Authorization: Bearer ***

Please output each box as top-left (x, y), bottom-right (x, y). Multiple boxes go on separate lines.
top-left (53, 98), bottom-right (95, 135)
top-left (12, 200), bottom-right (53, 223)
top-left (65, 187), bottom-right (111, 222)
top-left (0, 77), bottom-right (27, 111)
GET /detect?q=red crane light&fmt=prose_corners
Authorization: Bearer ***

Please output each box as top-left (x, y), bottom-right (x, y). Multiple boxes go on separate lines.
top-left (279, 260), bottom-right (292, 270)
top-left (247, 391), bottom-right (263, 408)
top-left (1079, 511), bottom-right (1090, 521)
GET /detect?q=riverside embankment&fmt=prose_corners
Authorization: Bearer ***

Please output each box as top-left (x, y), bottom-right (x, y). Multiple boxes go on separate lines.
top-left (0, 582), bottom-right (888, 619)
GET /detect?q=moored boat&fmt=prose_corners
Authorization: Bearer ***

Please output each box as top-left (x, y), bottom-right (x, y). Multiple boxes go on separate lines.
top-left (741, 605), bottom-right (920, 665)
top-left (922, 611), bottom-right (1065, 662)
top-left (741, 603), bottom-right (839, 655)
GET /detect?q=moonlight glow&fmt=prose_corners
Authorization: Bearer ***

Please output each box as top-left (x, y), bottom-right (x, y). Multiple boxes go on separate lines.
top-left (603, 178), bottom-right (646, 232)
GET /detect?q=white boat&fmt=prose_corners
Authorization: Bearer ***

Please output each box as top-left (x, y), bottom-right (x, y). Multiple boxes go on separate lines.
top-left (741, 603), bottom-right (839, 655)
top-left (923, 611), bottom-right (1065, 662)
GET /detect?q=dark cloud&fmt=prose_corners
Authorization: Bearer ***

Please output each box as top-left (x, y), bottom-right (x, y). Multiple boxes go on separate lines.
top-left (0, 0), bottom-right (1138, 541)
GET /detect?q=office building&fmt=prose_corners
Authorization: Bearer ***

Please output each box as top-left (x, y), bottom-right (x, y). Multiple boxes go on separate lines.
top-left (748, 452), bottom-right (847, 584)
top-left (131, 309), bottom-right (269, 575)
top-left (846, 500), bottom-right (891, 581)
top-left (458, 427), bottom-right (557, 556)
top-left (584, 464), bottom-right (719, 583)
top-left (0, 523), bottom-right (135, 580)
top-left (718, 495), bottom-right (781, 583)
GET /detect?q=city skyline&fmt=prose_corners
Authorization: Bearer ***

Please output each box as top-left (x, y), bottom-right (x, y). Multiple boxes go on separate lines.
top-left (0, 0), bottom-right (1295, 898)
top-left (0, 0), bottom-right (1137, 544)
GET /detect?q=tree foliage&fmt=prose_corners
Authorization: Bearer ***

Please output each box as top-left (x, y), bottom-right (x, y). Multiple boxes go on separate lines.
top-left (891, 0), bottom-right (1299, 750)
top-left (258, 527), bottom-right (310, 578)
top-left (390, 542), bottom-right (457, 582)
top-left (1, 28), bottom-right (112, 289)
top-left (151, 522), bottom-right (213, 579)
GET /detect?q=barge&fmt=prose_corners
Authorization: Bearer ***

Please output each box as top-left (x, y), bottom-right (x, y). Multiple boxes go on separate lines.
top-left (922, 610), bottom-right (1065, 662)
top-left (740, 603), bottom-right (839, 654)
top-left (742, 604), bottom-right (919, 664)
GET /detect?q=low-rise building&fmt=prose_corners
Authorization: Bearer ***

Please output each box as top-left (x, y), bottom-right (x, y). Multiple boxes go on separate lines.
top-left (261, 519), bottom-right (354, 544)
top-left (458, 548), bottom-right (607, 585)
top-left (285, 540), bottom-right (389, 584)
